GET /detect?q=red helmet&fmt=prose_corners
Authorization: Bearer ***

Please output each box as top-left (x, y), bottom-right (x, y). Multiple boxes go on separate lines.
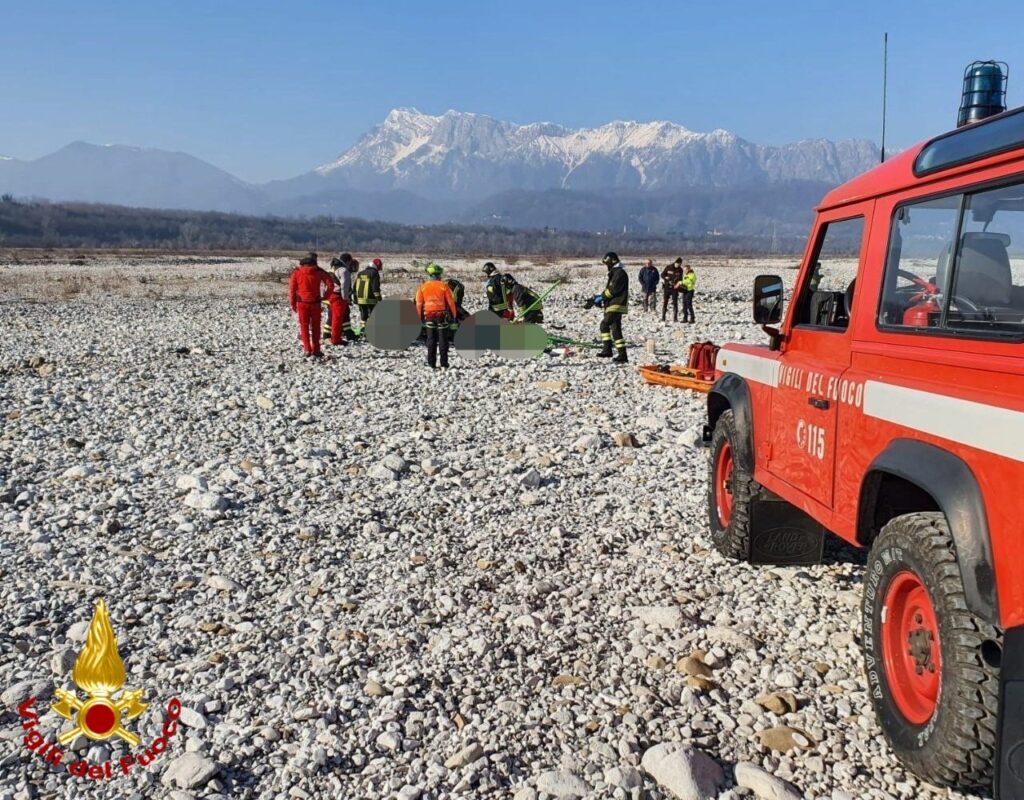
top-left (372, 258), bottom-right (383, 268)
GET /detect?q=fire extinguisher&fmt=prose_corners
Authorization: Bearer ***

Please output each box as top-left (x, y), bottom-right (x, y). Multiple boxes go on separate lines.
top-left (902, 296), bottom-right (941, 327)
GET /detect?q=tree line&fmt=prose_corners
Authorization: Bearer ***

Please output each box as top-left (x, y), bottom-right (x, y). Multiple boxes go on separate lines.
top-left (0, 196), bottom-right (806, 256)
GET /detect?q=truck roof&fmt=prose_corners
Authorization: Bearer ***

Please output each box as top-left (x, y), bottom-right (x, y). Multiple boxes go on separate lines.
top-left (819, 104), bottom-right (1024, 211)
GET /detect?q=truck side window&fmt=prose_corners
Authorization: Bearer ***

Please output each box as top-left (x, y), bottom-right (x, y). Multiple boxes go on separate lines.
top-left (947, 184), bottom-right (1024, 335)
top-left (878, 196), bottom-right (961, 329)
top-left (793, 216), bottom-right (864, 330)
top-left (880, 186), bottom-right (1024, 337)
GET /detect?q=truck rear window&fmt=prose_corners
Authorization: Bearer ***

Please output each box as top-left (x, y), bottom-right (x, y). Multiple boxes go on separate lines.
top-left (879, 182), bottom-right (1024, 339)
top-left (914, 106), bottom-right (1024, 176)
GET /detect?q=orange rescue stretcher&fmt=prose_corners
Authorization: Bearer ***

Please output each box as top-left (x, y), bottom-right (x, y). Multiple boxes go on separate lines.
top-left (639, 341), bottom-right (719, 393)
top-left (638, 364), bottom-right (715, 393)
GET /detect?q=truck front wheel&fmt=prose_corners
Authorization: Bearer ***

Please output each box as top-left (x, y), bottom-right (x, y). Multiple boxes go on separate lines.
top-left (708, 409), bottom-right (755, 560)
top-left (863, 511), bottom-right (999, 788)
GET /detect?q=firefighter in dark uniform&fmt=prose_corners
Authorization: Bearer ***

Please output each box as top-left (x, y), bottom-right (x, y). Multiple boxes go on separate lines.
top-left (587, 252), bottom-right (629, 363)
top-left (483, 262), bottom-right (512, 319)
top-left (503, 274), bottom-right (544, 323)
top-left (446, 276), bottom-right (468, 333)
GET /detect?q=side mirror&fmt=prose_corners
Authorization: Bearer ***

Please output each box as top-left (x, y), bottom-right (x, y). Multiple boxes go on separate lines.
top-left (753, 275), bottom-right (784, 324)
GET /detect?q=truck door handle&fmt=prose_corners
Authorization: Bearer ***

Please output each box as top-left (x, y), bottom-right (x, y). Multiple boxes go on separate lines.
top-left (808, 397), bottom-right (830, 410)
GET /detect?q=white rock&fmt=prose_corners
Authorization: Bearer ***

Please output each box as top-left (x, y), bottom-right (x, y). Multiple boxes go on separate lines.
top-left (62, 465), bottom-right (96, 480)
top-left (632, 605), bottom-right (683, 629)
top-left (444, 741), bottom-right (484, 769)
top-left (734, 762), bottom-right (802, 800)
top-left (705, 625), bottom-right (759, 651)
top-left (573, 434), bottom-right (602, 451)
top-left (535, 769), bottom-right (590, 798)
top-left (184, 490), bottom-right (227, 512)
top-left (420, 457), bottom-right (441, 476)
top-left (177, 706), bottom-right (207, 729)
top-left (774, 671), bottom-right (799, 689)
top-left (206, 575), bottom-right (241, 592)
top-left (67, 620), bottom-right (90, 642)
top-left (382, 454), bottom-right (408, 473)
top-left (175, 474), bottom-right (208, 492)
top-left (376, 731), bottom-right (401, 751)
top-left (604, 765), bottom-right (643, 790)
top-left (161, 753), bottom-right (219, 789)
top-left (641, 743), bottom-right (724, 800)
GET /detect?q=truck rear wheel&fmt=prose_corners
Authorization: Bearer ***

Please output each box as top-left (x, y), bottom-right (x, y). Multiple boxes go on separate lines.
top-left (863, 511), bottom-right (999, 788)
top-left (708, 409), bottom-right (755, 560)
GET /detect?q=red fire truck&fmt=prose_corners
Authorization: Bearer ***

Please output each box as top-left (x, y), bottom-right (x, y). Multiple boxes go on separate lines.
top-left (704, 71), bottom-right (1024, 796)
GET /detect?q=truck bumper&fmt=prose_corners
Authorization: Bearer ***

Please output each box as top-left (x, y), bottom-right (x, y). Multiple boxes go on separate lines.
top-left (997, 626), bottom-right (1024, 798)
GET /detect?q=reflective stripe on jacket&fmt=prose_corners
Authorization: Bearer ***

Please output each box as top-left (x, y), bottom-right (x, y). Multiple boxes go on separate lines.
top-left (681, 271), bottom-right (697, 291)
top-left (486, 274), bottom-right (508, 311)
top-left (602, 264), bottom-right (629, 314)
top-left (355, 267), bottom-right (382, 305)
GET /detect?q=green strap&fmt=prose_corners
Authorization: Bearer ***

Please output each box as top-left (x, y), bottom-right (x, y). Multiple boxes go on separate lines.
top-left (513, 280), bottom-right (560, 322)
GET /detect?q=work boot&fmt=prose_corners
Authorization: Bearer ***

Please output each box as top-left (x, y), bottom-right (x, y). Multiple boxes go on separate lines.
top-left (597, 346), bottom-right (613, 358)
top-left (613, 349), bottom-right (628, 364)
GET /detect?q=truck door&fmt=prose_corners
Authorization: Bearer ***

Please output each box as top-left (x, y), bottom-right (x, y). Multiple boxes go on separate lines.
top-left (769, 214), bottom-right (866, 508)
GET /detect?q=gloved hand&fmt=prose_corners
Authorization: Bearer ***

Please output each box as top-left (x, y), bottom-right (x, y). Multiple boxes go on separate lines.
top-left (593, 295), bottom-right (605, 308)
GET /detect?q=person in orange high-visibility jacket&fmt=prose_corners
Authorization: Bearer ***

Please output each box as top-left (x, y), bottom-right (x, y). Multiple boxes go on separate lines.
top-left (415, 262), bottom-right (458, 369)
top-left (288, 252), bottom-right (334, 358)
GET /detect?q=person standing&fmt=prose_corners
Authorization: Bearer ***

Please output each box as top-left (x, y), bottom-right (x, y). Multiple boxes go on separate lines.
top-left (681, 264), bottom-right (698, 323)
top-left (638, 259), bottom-right (660, 312)
top-left (589, 252), bottom-right (629, 363)
top-left (331, 253), bottom-right (354, 299)
top-left (416, 263), bottom-right (458, 369)
top-left (661, 257), bottom-right (684, 322)
top-left (483, 262), bottom-right (512, 319)
top-left (288, 252), bottom-right (334, 358)
top-left (355, 257), bottom-right (383, 322)
top-left (328, 252), bottom-right (355, 340)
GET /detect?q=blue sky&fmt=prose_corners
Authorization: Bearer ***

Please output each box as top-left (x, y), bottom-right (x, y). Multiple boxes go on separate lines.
top-left (3, 0), bottom-right (1023, 182)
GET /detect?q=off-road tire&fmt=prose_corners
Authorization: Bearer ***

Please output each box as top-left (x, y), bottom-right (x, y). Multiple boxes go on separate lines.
top-left (863, 511), bottom-right (1000, 788)
top-left (707, 409), bottom-right (756, 560)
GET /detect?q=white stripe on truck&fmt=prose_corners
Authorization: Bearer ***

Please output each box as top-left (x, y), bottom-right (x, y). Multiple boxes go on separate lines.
top-left (718, 348), bottom-right (1024, 462)
top-left (863, 380), bottom-right (1024, 463)
top-left (717, 350), bottom-right (780, 387)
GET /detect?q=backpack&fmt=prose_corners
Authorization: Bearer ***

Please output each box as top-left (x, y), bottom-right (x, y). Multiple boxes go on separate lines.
top-left (687, 341), bottom-right (719, 381)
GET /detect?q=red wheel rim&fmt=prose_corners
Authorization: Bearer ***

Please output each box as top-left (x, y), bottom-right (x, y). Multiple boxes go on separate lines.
top-left (714, 441), bottom-right (734, 528)
top-left (881, 570), bottom-right (942, 725)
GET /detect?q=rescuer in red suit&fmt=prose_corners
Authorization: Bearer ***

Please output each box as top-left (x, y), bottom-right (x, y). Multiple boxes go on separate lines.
top-left (288, 252), bottom-right (334, 358)
top-left (326, 284), bottom-right (349, 346)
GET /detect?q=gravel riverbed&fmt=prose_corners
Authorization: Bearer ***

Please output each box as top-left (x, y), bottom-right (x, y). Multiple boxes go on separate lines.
top-left (0, 256), bottom-right (986, 800)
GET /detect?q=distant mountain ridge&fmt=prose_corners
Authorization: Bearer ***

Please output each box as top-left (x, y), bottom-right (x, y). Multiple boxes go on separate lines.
top-left (0, 109), bottom-right (881, 235)
top-left (309, 108), bottom-right (878, 198)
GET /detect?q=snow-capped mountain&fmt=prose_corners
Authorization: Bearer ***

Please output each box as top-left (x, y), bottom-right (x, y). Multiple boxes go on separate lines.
top-left (0, 109), bottom-right (881, 233)
top-left (309, 108), bottom-right (879, 199)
